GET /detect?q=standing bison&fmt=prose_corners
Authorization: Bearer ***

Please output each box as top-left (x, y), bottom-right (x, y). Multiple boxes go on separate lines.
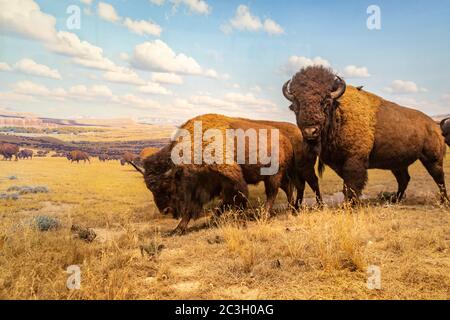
top-left (67, 150), bottom-right (90, 163)
top-left (440, 118), bottom-right (450, 147)
top-left (132, 114), bottom-right (321, 235)
top-left (0, 143), bottom-right (19, 161)
top-left (18, 149), bottom-right (33, 160)
top-left (283, 66), bottom-right (448, 204)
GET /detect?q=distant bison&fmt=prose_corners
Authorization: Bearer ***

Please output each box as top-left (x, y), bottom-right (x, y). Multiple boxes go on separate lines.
top-left (283, 66), bottom-right (448, 204)
top-left (440, 118), bottom-right (450, 147)
top-left (98, 154), bottom-right (109, 162)
top-left (67, 150), bottom-right (90, 163)
top-left (0, 143), bottom-right (19, 161)
top-left (133, 114), bottom-right (321, 235)
top-left (18, 149), bottom-right (33, 160)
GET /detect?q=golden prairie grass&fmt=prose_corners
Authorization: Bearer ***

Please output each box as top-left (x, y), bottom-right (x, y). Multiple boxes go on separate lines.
top-left (0, 155), bottom-right (450, 299)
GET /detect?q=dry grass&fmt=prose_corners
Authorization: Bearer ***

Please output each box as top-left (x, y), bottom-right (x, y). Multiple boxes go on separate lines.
top-left (0, 153), bottom-right (450, 300)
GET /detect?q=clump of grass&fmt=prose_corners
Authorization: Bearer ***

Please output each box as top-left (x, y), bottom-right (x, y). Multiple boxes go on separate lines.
top-left (7, 186), bottom-right (50, 195)
top-left (33, 216), bottom-right (60, 231)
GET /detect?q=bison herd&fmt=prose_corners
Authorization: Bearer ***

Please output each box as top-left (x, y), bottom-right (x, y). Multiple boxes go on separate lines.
top-left (1, 66), bottom-right (450, 236)
top-left (128, 66), bottom-right (450, 235)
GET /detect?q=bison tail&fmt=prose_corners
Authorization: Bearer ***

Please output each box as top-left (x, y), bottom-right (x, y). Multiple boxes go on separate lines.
top-left (127, 161), bottom-right (145, 176)
top-left (318, 159), bottom-right (325, 178)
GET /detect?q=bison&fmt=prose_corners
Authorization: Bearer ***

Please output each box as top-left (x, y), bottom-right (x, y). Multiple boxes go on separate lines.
top-left (18, 149), bottom-right (33, 160)
top-left (98, 154), bottom-right (109, 162)
top-left (140, 147), bottom-right (159, 161)
top-left (440, 118), bottom-right (450, 147)
top-left (283, 66), bottom-right (448, 204)
top-left (0, 143), bottom-right (19, 161)
top-left (131, 114), bottom-right (322, 235)
top-left (67, 150), bottom-right (90, 163)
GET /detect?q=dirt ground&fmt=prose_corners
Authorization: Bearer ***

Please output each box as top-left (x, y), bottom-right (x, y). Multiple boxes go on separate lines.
top-left (0, 153), bottom-right (449, 299)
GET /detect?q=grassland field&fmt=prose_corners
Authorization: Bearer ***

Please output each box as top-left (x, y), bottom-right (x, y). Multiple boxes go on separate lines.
top-left (0, 150), bottom-right (449, 299)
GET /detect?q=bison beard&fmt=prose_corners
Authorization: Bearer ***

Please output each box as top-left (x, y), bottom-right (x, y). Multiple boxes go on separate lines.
top-left (137, 115), bottom-right (322, 235)
top-left (284, 66), bottom-right (449, 204)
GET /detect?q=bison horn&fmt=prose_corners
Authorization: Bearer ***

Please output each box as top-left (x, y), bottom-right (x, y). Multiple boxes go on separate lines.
top-left (440, 118), bottom-right (450, 130)
top-left (282, 80), bottom-right (295, 102)
top-left (330, 76), bottom-right (346, 100)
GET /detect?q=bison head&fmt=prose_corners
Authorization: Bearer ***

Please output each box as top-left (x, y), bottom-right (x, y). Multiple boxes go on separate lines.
top-left (283, 66), bottom-right (346, 142)
top-left (142, 145), bottom-right (178, 217)
top-left (440, 118), bottom-right (450, 146)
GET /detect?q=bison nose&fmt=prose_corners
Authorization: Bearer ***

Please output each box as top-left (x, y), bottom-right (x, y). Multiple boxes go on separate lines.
top-left (303, 126), bottom-right (320, 140)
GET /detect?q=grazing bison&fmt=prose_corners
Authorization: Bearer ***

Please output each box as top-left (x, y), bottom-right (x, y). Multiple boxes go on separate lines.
top-left (283, 66), bottom-right (448, 204)
top-left (67, 150), bottom-right (90, 163)
top-left (440, 118), bottom-right (450, 147)
top-left (98, 154), bottom-right (109, 162)
top-left (18, 149), bottom-right (33, 160)
top-left (132, 114), bottom-right (321, 235)
top-left (0, 143), bottom-right (19, 161)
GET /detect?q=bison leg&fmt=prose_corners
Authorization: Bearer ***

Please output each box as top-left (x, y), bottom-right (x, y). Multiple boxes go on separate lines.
top-left (264, 174), bottom-right (282, 214)
top-left (294, 179), bottom-right (306, 210)
top-left (304, 169), bottom-right (323, 207)
top-left (168, 214), bottom-right (191, 236)
top-left (342, 158), bottom-right (368, 205)
top-left (420, 159), bottom-right (449, 204)
top-left (391, 167), bottom-right (410, 202)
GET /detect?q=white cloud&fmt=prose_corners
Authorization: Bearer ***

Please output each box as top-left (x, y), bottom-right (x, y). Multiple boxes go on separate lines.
top-left (139, 82), bottom-right (172, 95)
top-left (130, 40), bottom-right (217, 77)
top-left (281, 56), bottom-right (331, 75)
top-left (150, 0), bottom-right (165, 5)
top-left (384, 80), bottom-right (427, 94)
top-left (123, 18), bottom-right (162, 37)
top-left (0, 0), bottom-right (57, 42)
top-left (113, 94), bottom-right (161, 109)
top-left (263, 19), bottom-right (284, 35)
top-left (0, 62), bottom-right (12, 72)
top-left (98, 2), bottom-right (121, 23)
top-left (170, 0), bottom-right (211, 15)
top-left (230, 5), bottom-right (262, 31)
top-left (189, 95), bottom-right (236, 109)
top-left (342, 65), bottom-right (370, 78)
top-left (69, 84), bottom-right (113, 99)
top-left (223, 5), bottom-right (284, 35)
top-left (13, 81), bottom-right (65, 98)
top-left (224, 92), bottom-right (276, 107)
top-left (80, 0), bottom-right (93, 5)
top-left (14, 58), bottom-right (61, 79)
top-left (151, 72), bottom-right (183, 84)
top-left (103, 68), bottom-right (146, 85)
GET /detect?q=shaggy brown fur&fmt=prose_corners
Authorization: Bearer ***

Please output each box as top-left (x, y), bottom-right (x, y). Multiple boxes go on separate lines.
top-left (440, 118), bottom-right (450, 147)
top-left (140, 147), bottom-right (159, 161)
top-left (0, 143), bottom-right (19, 161)
top-left (141, 114), bottom-right (321, 235)
top-left (67, 150), bottom-right (90, 163)
top-left (18, 149), bottom-right (33, 160)
top-left (285, 66), bottom-right (448, 204)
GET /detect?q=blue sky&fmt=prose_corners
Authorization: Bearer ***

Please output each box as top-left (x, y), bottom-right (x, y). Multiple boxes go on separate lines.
top-left (0, 0), bottom-right (449, 123)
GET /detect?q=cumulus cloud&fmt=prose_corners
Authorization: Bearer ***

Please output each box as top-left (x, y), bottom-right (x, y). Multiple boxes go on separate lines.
top-left (123, 18), bottom-right (162, 37)
top-left (0, 0), bottom-right (57, 42)
top-left (384, 80), bottom-right (427, 94)
top-left (224, 92), bottom-right (275, 107)
top-left (150, 0), bottom-right (165, 5)
top-left (170, 0), bottom-right (211, 15)
top-left (342, 65), bottom-right (370, 78)
top-left (98, 2), bottom-right (163, 37)
top-left (103, 68), bottom-right (146, 85)
top-left (0, 62), bottom-right (12, 72)
top-left (97, 2), bottom-right (121, 23)
top-left (281, 56), bottom-right (331, 75)
top-left (139, 82), bottom-right (172, 95)
top-left (14, 58), bottom-right (61, 79)
top-left (151, 72), bottom-right (183, 84)
top-left (113, 94), bottom-right (161, 110)
top-left (130, 40), bottom-right (218, 77)
top-left (222, 5), bottom-right (284, 35)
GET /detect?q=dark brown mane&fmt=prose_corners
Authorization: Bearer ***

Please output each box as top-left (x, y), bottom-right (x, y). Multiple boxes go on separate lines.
top-left (290, 66), bottom-right (337, 103)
